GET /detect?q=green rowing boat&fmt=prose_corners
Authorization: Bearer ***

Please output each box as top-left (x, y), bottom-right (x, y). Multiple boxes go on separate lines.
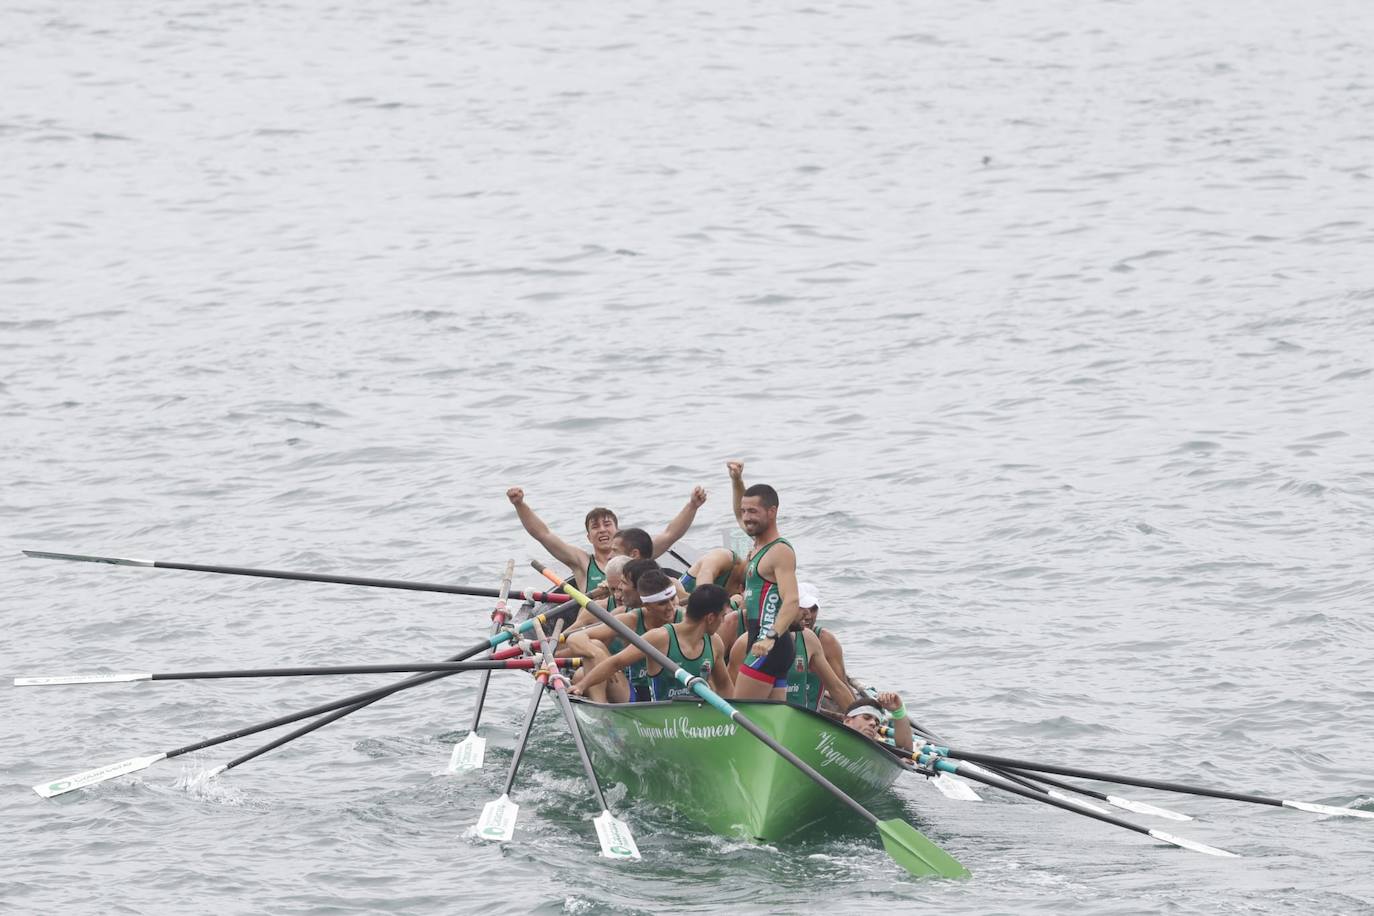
top-left (571, 697), bottom-right (908, 842)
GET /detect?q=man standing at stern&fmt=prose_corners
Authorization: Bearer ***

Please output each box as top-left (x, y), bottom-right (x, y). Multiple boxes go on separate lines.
top-left (727, 461), bottom-right (801, 701)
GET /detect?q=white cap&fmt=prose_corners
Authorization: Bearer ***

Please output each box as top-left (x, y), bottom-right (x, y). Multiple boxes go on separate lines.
top-left (797, 582), bottom-right (820, 609)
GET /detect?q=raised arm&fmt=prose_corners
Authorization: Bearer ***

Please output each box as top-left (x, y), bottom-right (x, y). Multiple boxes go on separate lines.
top-left (507, 487), bottom-right (588, 574)
top-left (803, 629), bottom-right (855, 709)
top-left (651, 486), bottom-right (707, 557)
top-left (726, 461), bottom-right (746, 527)
top-left (878, 691), bottom-right (913, 751)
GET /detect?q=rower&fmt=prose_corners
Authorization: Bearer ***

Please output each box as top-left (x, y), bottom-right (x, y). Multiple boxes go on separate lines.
top-left (564, 568), bottom-right (681, 702)
top-left (784, 582), bottom-right (855, 711)
top-left (572, 584), bottom-right (734, 701)
top-left (681, 546), bottom-right (744, 595)
top-left (504, 485), bottom-right (708, 593)
top-left (610, 527), bottom-right (653, 560)
top-left (842, 693), bottom-right (913, 751)
top-left (726, 461), bottom-right (802, 702)
top-left (797, 582), bottom-right (850, 690)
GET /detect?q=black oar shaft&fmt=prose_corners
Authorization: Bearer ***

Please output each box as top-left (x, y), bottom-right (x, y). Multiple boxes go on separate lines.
top-left (469, 564), bottom-right (517, 734)
top-left (215, 600), bottom-right (577, 772)
top-left (502, 670), bottom-right (548, 796)
top-left (940, 747), bottom-right (1285, 807)
top-left (931, 759), bottom-right (1153, 837)
top-left (534, 620), bottom-right (610, 811)
top-left (150, 560), bottom-right (567, 602)
top-left (146, 660), bottom-right (562, 680)
top-left (165, 599), bottom-right (577, 763)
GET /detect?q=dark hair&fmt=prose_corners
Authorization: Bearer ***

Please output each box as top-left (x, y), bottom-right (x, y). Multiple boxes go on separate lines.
top-left (613, 526), bottom-right (653, 558)
top-left (846, 696), bottom-right (882, 715)
top-left (636, 569), bottom-right (673, 600)
top-left (623, 558), bottom-right (660, 587)
top-left (742, 483), bottom-right (779, 509)
top-left (685, 584), bottom-right (728, 621)
top-left (584, 507), bottom-right (618, 532)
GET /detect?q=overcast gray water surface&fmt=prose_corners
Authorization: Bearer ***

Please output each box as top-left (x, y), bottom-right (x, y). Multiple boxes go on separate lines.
top-left (3, 1), bottom-right (1373, 913)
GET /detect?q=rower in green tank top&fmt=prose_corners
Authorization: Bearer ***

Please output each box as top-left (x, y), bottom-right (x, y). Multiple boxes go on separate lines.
top-left (566, 568), bottom-right (682, 702)
top-left (783, 626), bottom-right (850, 712)
top-left (650, 622), bottom-right (715, 700)
top-left (573, 584), bottom-right (735, 703)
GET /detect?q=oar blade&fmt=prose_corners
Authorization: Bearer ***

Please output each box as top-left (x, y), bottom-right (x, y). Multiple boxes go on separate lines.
top-left (15, 673), bottom-right (150, 686)
top-left (1149, 829), bottom-right (1239, 858)
top-left (1283, 800), bottom-right (1374, 819)
top-left (474, 794), bottom-right (519, 842)
top-left (34, 753), bottom-right (167, 798)
top-left (876, 818), bottom-right (969, 878)
top-left (447, 732), bottom-right (486, 772)
top-left (1047, 789), bottom-right (1115, 817)
top-left (930, 774), bottom-right (982, 801)
top-left (22, 549), bottom-right (152, 567)
top-left (593, 810), bottom-right (641, 860)
top-left (1107, 795), bottom-right (1193, 821)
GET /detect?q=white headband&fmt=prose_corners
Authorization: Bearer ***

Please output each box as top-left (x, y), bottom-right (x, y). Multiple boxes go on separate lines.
top-left (846, 705), bottom-right (884, 721)
top-left (640, 583), bottom-right (677, 604)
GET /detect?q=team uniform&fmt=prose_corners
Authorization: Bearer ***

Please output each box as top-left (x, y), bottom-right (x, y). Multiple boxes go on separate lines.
top-left (609, 607), bottom-right (681, 701)
top-left (784, 631), bottom-right (824, 710)
top-left (649, 623), bottom-right (716, 701)
top-left (737, 537), bottom-right (797, 689)
top-left (583, 555), bottom-right (616, 610)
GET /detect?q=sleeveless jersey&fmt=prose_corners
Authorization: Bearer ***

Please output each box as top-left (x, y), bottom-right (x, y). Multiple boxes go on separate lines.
top-left (610, 607), bottom-right (681, 696)
top-left (742, 537), bottom-right (792, 637)
top-left (650, 623), bottom-right (715, 700)
top-left (583, 556), bottom-right (616, 610)
top-left (785, 632), bottom-right (822, 709)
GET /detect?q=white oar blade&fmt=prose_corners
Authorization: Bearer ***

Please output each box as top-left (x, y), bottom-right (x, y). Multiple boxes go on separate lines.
top-left (15, 673), bottom-right (151, 686)
top-left (1107, 794), bottom-right (1193, 821)
top-left (1284, 800), bottom-right (1374, 819)
top-left (447, 733), bottom-right (486, 772)
top-left (594, 810), bottom-right (641, 860)
top-left (1149, 829), bottom-right (1239, 858)
top-left (474, 794), bottom-right (518, 842)
top-left (1048, 789), bottom-right (1114, 817)
top-left (34, 753), bottom-right (167, 798)
top-left (931, 774), bottom-right (982, 801)
top-left (22, 549), bottom-right (153, 567)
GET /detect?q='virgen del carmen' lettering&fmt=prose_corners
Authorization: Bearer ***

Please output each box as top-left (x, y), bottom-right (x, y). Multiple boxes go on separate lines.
top-left (814, 731), bottom-right (887, 790)
top-left (631, 716), bottom-right (737, 745)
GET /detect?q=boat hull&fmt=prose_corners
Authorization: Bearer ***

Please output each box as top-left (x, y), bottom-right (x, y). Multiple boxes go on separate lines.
top-left (571, 697), bottom-right (906, 842)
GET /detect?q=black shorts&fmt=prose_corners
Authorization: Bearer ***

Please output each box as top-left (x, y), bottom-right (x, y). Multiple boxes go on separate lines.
top-left (739, 631), bottom-right (796, 688)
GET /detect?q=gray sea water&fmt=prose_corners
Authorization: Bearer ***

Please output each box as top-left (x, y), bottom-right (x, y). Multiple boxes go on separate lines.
top-left (4, 0), bottom-right (1373, 912)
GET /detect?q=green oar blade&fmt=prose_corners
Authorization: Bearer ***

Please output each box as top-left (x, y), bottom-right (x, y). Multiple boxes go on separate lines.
top-left (876, 819), bottom-right (970, 879)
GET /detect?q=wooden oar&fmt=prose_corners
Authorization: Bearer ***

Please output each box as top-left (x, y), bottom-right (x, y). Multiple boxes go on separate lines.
top-left (904, 749), bottom-right (1238, 857)
top-left (532, 561), bottom-right (968, 879)
top-left (33, 601), bottom-right (578, 797)
top-left (922, 743), bottom-right (1374, 819)
top-left (473, 621), bottom-right (564, 842)
top-left (15, 657), bottom-right (579, 686)
top-left (21, 549), bottom-right (569, 603)
top-left (450, 561), bottom-right (515, 772)
top-left (531, 616), bottom-right (640, 859)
